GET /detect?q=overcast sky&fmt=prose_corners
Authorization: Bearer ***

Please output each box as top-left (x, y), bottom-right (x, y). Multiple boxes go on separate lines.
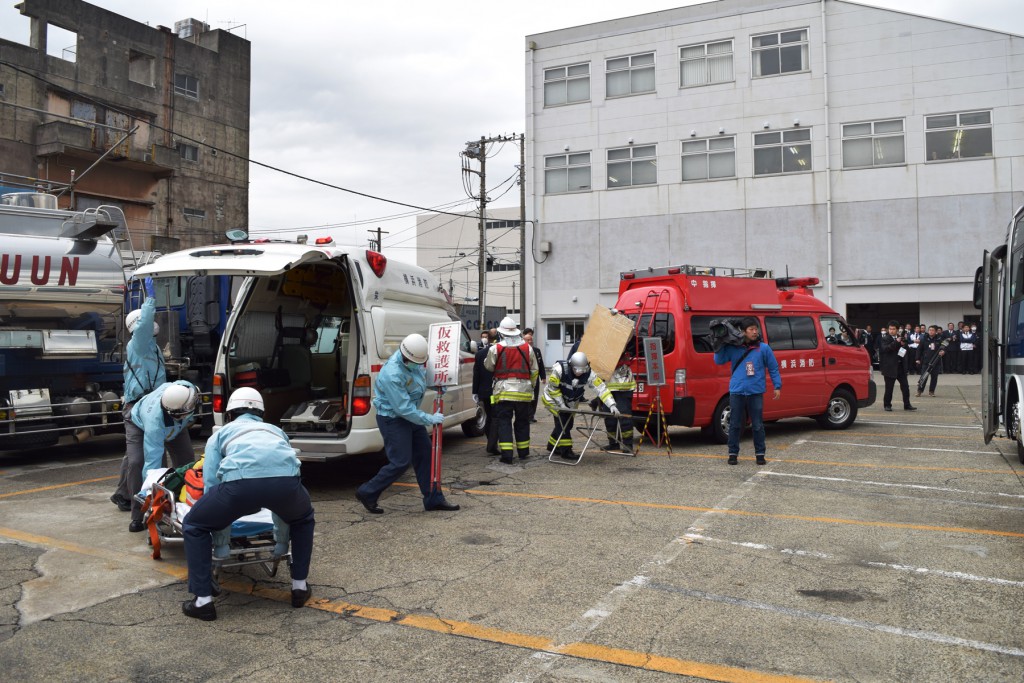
top-left (1, 0), bottom-right (1021, 261)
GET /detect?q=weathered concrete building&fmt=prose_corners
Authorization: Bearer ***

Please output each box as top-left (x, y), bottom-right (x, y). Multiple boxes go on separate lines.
top-left (0, 0), bottom-right (250, 252)
top-left (526, 0), bottom-right (1023, 361)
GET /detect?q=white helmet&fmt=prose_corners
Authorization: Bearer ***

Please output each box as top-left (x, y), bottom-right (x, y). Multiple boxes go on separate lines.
top-left (160, 381), bottom-right (199, 419)
top-left (569, 351), bottom-right (590, 377)
top-left (497, 316), bottom-right (521, 337)
top-left (226, 387), bottom-right (264, 417)
top-left (126, 309), bottom-right (159, 336)
top-left (400, 333), bottom-right (429, 364)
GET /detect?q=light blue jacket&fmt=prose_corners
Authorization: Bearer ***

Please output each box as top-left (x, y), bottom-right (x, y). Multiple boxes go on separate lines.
top-left (123, 297), bottom-right (166, 403)
top-left (203, 413), bottom-right (300, 488)
top-left (130, 381), bottom-right (194, 476)
top-left (372, 350), bottom-right (434, 426)
top-left (714, 342), bottom-right (782, 395)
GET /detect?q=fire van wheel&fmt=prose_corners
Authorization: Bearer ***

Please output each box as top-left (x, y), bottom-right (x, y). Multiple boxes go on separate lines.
top-left (461, 405), bottom-right (486, 437)
top-left (815, 388), bottom-right (857, 430)
top-left (709, 397), bottom-right (731, 444)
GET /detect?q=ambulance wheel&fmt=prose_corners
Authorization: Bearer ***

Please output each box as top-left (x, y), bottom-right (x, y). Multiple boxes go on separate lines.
top-left (1012, 402), bottom-right (1024, 465)
top-left (815, 388), bottom-right (857, 430)
top-left (709, 397), bottom-right (730, 444)
top-left (461, 405), bottom-right (486, 437)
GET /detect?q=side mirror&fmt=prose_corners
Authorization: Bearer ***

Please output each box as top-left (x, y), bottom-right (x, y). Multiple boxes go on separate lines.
top-left (972, 265), bottom-right (984, 310)
top-left (469, 340), bottom-right (478, 354)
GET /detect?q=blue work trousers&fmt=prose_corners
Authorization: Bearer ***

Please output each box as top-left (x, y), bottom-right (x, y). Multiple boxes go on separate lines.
top-left (357, 415), bottom-right (445, 509)
top-left (183, 476), bottom-right (315, 597)
top-left (728, 393), bottom-right (766, 456)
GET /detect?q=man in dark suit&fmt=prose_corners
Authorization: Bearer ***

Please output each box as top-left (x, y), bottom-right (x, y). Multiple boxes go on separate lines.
top-left (472, 327), bottom-right (499, 454)
top-left (878, 321), bottom-right (917, 412)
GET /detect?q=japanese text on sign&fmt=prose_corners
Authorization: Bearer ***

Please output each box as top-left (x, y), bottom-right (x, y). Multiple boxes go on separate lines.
top-left (642, 336), bottom-right (666, 386)
top-left (427, 322), bottom-right (461, 387)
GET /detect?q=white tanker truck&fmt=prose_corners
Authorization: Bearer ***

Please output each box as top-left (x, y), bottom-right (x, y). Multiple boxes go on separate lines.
top-left (0, 192), bottom-right (127, 449)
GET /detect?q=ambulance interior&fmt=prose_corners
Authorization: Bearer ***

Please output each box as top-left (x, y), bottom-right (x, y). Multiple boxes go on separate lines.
top-left (226, 262), bottom-right (354, 436)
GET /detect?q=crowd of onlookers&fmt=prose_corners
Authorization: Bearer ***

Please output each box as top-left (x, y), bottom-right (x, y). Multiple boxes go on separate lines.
top-left (854, 321), bottom-right (981, 375)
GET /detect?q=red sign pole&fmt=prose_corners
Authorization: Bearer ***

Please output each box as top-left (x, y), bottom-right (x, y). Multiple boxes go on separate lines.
top-left (430, 390), bottom-right (444, 493)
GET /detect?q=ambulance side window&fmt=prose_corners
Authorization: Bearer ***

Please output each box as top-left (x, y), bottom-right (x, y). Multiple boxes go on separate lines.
top-left (690, 316), bottom-right (717, 353)
top-left (764, 317), bottom-right (793, 350)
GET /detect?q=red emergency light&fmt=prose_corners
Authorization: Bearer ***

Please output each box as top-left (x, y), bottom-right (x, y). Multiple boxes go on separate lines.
top-left (315, 237), bottom-right (334, 246)
top-left (365, 250), bottom-right (387, 277)
top-left (776, 276), bottom-right (820, 288)
top-left (621, 272), bottom-right (636, 280)
top-left (667, 267), bottom-right (681, 275)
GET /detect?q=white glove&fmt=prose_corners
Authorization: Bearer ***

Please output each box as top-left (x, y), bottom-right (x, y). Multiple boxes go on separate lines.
top-left (472, 394), bottom-right (479, 404)
top-left (610, 405), bottom-right (621, 415)
top-left (430, 411), bottom-right (445, 425)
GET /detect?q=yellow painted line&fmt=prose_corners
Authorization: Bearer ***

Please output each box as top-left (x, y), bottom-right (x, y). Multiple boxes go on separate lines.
top-left (460, 488), bottom-right (1024, 539)
top-left (0, 526), bottom-right (188, 580)
top-left (226, 583), bottom-right (822, 683)
top-left (0, 475), bottom-right (118, 499)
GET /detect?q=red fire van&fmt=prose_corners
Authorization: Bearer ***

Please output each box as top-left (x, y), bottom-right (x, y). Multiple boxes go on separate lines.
top-left (614, 264), bottom-right (876, 442)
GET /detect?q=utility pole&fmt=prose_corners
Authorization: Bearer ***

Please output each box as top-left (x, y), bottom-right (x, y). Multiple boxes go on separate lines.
top-left (477, 137), bottom-right (487, 332)
top-left (367, 227), bottom-right (388, 251)
top-left (512, 281), bottom-right (516, 314)
top-left (518, 133), bottom-right (526, 324)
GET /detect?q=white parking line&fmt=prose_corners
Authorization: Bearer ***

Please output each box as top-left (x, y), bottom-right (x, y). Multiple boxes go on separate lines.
top-left (857, 421), bottom-right (980, 430)
top-left (802, 440), bottom-right (997, 455)
top-left (683, 534), bottom-right (1024, 588)
top-left (755, 471), bottom-right (1024, 501)
top-left (645, 582), bottom-right (1024, 658)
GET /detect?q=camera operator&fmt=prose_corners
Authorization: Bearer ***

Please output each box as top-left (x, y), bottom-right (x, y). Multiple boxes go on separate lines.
top-left (878, 321), bottom-right (917, 412)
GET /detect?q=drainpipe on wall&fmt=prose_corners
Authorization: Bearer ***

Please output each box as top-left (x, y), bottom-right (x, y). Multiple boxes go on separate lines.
top-left (821, 0), bottom-right (834, 308)
top-left (526, 40), bottom-right (538, 330)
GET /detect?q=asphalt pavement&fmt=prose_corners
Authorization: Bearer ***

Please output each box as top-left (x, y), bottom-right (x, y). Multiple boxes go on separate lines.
top-left (2, 372), bottom-right (1022, 682)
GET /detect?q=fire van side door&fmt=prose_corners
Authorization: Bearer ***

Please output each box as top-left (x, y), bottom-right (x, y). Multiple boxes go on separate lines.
top-left (761, 315), bottom-right (822, 415)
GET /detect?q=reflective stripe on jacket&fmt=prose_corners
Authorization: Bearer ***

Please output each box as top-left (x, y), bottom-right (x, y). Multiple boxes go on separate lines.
top-left (606, 364), bottom-right (636, 392)
top-left (541, 361), bottom-right (615, 411)
top-left (485, 336), bottom-right (539, 402)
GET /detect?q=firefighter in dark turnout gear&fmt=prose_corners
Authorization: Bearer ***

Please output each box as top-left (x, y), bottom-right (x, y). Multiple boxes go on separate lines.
top-left (602, 351), bottom-right (636, 452)
top-left (542, 351), bottom-right (618, 459)
top-left (484, 317), bottom-right (540, 463)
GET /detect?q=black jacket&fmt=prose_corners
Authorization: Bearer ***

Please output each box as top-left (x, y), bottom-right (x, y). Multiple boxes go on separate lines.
top-left (917, 334), bottom-right (945, 373)
top-left (472, 345), bottom-right (494, 397)
top-left (878, 332), bottom-right (910, 378)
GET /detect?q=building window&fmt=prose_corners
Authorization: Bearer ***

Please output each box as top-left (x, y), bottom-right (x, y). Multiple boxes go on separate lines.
top-left (183, 207), bottom-right (206, 220)
top-left (486, 257), bottom-right (520, 272)
top-left (485, 219), bottom-right (522, 229)
top-left (128, 50), bottom-right (155, 87)
top-left (606, 52), bottom-right (655, 97)
top-left (842, 119), bottom-right (905, 168)
top-left (608, 145), bottom-right (657, 188)
top-left (174, 73), bottom-right (199, 99)
top-left (751, 29), bottom-right (808, 77)
top-left (679, 40), bottom-right (733, 87)
top-left (925, 111), bottom-right (992, 161)
top-left (178, 143), bottom-right (199, 162)
top-left (754, 129), bottom-right (811, 175)
top-left (544, 63), bottom-right (590, 106)
top-left (681, 136), bottom-right (735, 181)
top-left (544, 152), bottom-right (591, 194)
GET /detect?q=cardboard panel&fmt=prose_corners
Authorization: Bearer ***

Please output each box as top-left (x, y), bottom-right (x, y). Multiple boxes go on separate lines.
top-left (578, 305), bottom-right (635, 380)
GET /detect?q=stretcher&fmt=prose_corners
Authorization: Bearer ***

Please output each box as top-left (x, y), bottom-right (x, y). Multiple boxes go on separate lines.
top-left (137, 470), bottom-right (290, 579)
top-left (547, 406), bottom-right (638, 466)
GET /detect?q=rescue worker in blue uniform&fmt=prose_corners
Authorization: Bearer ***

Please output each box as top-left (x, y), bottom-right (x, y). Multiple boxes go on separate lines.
top-left (111, 277), bottom-right (166, 512)
top-left (602, 350), bottom-right (636, 452)
top-left (713, 317), bottom-right (782, 465)
top-left (126, 380), bottom-right (198, 532)
top-left (485, 317), bottom-right (540, 463)
top-left (355, 333), bottom-right (460, 514)
top-left (542, 351), bottom-right (619, 459)
top-left (181, 387), bottom-right (315, 621)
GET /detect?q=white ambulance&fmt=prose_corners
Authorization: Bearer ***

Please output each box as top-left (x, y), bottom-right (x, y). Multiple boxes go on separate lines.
top-left (134, 237), bottom-right (484, 462)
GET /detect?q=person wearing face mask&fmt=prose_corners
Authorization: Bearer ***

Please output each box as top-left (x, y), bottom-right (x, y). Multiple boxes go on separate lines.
top-left (355, 333), bottom-right (459, 514)
top-left (542, 351), bottom-right (619, 460)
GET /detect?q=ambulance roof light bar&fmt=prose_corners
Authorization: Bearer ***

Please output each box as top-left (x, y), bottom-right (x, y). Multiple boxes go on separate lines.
top-left (620, 264), bottom-right (773, 280)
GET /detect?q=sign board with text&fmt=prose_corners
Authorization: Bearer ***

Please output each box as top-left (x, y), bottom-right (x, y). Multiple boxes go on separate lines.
top-left (642, 336), bottom-right (666, 386)
top-left (427, 322), bottom-right (461, 387)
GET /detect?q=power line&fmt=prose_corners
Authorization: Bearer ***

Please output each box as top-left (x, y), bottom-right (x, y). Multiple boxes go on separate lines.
top-left (0, 60), bottom-right (478, 220)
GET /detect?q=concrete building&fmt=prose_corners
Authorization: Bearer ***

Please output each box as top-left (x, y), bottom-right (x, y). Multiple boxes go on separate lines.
top-left (416, 206), bottom-right (524, 331)
top-left (0, 0), bottom-right (250, 253)
top-left (525, 0), bottom-right (1023, 362)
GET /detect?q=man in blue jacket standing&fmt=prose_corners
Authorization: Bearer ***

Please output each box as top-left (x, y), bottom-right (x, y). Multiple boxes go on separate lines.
top-left (126, 380), bottom-right (198, 532)
top-left (111, 277), bottom-right (166, 512)
top-left (714, 317), bottom-right (782, 466)
top-left (181, 387), bottom-right (315, 621)
top-left (356, 333), bottom-right (459, 514)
